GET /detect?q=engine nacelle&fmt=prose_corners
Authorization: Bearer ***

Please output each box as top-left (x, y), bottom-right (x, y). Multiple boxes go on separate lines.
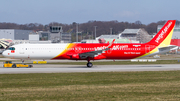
top-left (71, 54), bottom-right (80, 59)
top-left (93, 55), bottom-right (106, 60)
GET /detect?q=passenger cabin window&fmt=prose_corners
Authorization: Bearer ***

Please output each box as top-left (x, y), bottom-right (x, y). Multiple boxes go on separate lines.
top-left (8, 47), bottom-right (15, 50)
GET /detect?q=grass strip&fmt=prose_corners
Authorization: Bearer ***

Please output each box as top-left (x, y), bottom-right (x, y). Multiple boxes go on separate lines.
top-left (1, 71), bottom-right (180, 100)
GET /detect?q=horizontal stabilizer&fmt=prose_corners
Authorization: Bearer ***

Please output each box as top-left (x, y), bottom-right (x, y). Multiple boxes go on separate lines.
top-left (158, 45), bottom-right (178, 53)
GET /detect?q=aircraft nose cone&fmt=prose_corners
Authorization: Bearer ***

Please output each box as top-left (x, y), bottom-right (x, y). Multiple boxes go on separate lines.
top-left (2, 51), bottom-right (5, 56)
top-left (2, 50), bottom-right (8, 57)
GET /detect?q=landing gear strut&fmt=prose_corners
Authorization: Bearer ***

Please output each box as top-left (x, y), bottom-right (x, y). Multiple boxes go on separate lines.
top-left (21, 59), bottom-right (24, 64)
top-left (87, 58), bottom-right (93, 68)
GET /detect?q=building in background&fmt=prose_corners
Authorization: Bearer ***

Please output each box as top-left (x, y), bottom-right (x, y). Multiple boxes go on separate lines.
top-left (0, 26), bottom-right (72, 43)
top-left (81, 39), bottom-right (99, 43)
top-left (49, 26), bottom-right (61, 42)
top-left (119, 29), bottom-right (151, 43)
top-left (0, 29), bottom-right (34, 40)
top-left (94, 29), bottom-right (150, 44)
top-left (61, 32), bottom-right (71, 43)
top-left (29, 34), bottom-right (40, 41)
top-left (49, 26), bottom-right (71, 43)
top-left (38, 31), bottom-right (50, 41)
top-left (95, 35), bottom-right (136, 43)
top-left (96, 35), bottom-right (119, 40)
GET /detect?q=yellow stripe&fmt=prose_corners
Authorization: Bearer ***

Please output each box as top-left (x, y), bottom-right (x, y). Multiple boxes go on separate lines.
top-left (53, 43), bottom-right (76, 58)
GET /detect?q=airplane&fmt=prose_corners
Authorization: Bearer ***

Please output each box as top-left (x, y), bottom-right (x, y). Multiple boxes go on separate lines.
top-left (2, 20), bottom-right (178, 67)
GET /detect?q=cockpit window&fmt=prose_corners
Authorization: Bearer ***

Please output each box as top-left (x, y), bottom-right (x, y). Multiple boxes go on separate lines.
top-left (8, 47), bottom-right (15, 50)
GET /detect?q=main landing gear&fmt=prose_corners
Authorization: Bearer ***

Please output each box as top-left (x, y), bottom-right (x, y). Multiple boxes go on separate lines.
top-left (87, 62), bottom-right (93, 68)
top-left (87, 58), bottom-right (93, 68)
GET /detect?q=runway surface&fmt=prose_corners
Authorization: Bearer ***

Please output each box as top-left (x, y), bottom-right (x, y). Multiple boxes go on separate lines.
top-left (0, 64), bottom-right (180, 74)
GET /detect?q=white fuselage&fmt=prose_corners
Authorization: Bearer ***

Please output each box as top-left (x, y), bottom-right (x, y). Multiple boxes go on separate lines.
top-left (3, 44), bottom-right (68, 59)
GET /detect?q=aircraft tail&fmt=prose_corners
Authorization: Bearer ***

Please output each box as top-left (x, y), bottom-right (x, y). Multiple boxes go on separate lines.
top-left (148, 20), bottom-right (176, 47)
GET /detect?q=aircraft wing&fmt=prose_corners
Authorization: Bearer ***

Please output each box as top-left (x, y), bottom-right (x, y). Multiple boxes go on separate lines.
top-left (79, 39), bottom-right (115, 59)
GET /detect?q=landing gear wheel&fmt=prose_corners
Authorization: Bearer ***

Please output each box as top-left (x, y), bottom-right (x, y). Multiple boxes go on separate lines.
top-left (12, 64), bottom-right (16, 68)
top-left (87, 62), bottom-right (93, 68)
top-left (29, 65), bottom-right (33, 68)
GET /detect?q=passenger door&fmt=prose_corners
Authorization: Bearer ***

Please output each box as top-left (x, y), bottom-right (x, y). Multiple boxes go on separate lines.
top-left (19, 45), bottom-right (24, 54)
top-left (145, 45), bottom-right (150, 53)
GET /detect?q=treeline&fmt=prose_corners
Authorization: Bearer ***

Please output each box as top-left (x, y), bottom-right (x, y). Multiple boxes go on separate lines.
top-left (0, 20), bottom-right (180, 37)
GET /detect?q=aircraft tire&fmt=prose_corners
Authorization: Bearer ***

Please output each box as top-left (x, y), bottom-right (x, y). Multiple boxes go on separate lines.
top-left (12, 64), bottom-right (16, 68)
top-left (29, 65), bottom-right (33, 68)
top-left (87, 62), bottom-right (93, 68)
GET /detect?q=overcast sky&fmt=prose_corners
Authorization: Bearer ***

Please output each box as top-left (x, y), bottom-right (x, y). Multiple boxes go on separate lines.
top-left (0, 0), bottom-right (179, 25)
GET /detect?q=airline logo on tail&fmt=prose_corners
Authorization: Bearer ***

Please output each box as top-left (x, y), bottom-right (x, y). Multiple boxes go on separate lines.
top-left (155, 22), bottom-right (172, 43)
